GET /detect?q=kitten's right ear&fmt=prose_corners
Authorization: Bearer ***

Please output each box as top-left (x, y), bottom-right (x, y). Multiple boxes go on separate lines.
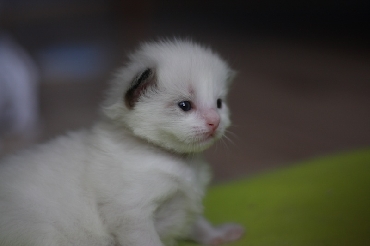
top-left (124, 68), bottom-right (156, 109)
top-left (227, 69), bottom-right (237, 85)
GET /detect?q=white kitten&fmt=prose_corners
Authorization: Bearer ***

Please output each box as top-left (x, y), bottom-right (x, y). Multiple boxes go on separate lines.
top-left (0, 40), bottom-right (244, 246)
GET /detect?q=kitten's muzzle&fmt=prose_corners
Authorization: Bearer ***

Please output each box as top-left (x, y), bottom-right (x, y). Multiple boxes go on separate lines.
top-left (203, 109), bottom-right (220, 134)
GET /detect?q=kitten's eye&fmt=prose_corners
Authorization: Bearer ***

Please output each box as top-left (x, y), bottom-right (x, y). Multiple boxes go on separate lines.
top-left (217, 98), bottom-right (222, 109)
top-left (178, 101), bottom-right (192, 111)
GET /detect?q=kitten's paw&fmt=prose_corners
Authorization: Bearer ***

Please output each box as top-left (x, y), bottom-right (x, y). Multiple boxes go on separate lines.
top-left (206, 223), bottom-right (245, 246)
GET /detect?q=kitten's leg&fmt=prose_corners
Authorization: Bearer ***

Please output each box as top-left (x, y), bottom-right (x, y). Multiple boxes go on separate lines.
top-left (108, 210), bottom-right (163, 246)
top-left (189, 216), bottom-right (244, 246)
top-left (114, 222), bottom-right (164, 246)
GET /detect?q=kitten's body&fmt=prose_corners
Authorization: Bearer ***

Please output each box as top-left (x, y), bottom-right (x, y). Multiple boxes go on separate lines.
top-left (0, 40), bottom-right (243, 246)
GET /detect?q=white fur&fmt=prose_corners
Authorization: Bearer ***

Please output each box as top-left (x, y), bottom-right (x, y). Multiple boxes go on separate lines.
top-left (0, 40), bottom-right (244, 246)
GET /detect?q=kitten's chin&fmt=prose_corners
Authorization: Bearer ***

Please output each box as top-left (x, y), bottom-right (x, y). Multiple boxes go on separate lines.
top-left (167, 141), bottom-right (215, 154)
top-left (162, 133), bottom-right (220, 154)
top-left (131, 126), bottom-right (222, 154)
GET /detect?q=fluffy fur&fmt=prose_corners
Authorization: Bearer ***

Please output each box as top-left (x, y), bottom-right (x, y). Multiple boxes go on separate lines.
top-left (0, 40), bottom-right (244, 246)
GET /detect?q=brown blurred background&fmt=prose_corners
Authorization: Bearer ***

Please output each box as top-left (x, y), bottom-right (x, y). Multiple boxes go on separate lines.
top-left (0, 0), bottom-right (369, 182)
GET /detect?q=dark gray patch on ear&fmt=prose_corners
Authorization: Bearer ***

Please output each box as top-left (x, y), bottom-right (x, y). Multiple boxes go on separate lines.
top-left (125, 68), bottom-right (156, 109)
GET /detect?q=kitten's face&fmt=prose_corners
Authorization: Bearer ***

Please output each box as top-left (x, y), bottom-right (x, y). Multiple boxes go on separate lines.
top-left (103, 41), bottom-right (234, 153)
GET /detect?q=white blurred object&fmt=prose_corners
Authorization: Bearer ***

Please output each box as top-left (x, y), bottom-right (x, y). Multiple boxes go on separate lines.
top-left (0, 33), bottom-right (39, 140)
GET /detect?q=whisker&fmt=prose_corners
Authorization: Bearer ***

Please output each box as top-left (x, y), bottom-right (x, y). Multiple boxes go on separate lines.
top-left (219, 137), bottom-right (230, 151)
top-left (222, 133), bottom-right (236, 146)
top-left (214, 140), bottom-right (221, 152)
top-left (225, 129), bottom-right (239, 140)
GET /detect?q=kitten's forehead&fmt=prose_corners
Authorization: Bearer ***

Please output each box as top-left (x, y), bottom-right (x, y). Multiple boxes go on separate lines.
top-left (145, 41), bottom-right (230, 101)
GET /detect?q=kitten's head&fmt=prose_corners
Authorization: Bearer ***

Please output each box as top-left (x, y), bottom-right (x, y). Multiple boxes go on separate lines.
top-left (102, 39), bottom-right (235, 153)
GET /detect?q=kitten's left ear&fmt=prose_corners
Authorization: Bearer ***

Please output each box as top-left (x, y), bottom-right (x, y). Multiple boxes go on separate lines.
top-left (125, 68), bottom-right (157, 109)
top-left (227, 69), bottom-right (237, 85)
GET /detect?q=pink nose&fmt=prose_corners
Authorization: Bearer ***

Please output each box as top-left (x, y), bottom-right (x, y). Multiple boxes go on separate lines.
top-left (204, 109), bottom-right (220, 133)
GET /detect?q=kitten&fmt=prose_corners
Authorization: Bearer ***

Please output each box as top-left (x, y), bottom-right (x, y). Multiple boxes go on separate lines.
top-left (0, 40), bottom-right (244, 246)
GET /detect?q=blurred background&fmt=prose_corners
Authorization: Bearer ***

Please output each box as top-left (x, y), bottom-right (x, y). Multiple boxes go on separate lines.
top-left (0, 0), bottom-right (369, 182)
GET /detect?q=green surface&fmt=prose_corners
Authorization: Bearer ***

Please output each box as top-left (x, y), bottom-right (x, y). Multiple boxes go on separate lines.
top-left (180, 149), bottom-right (370, 246)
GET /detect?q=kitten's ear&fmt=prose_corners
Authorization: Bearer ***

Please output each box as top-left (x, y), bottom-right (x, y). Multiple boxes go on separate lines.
top-left (227, 69), bottom-right (237, 85)
top-left (125, 68), bottom-right (156, 109)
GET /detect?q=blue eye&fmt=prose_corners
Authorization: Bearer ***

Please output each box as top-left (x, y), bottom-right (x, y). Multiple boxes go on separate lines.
top-left (178, 101), bottom-right (192, 111)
